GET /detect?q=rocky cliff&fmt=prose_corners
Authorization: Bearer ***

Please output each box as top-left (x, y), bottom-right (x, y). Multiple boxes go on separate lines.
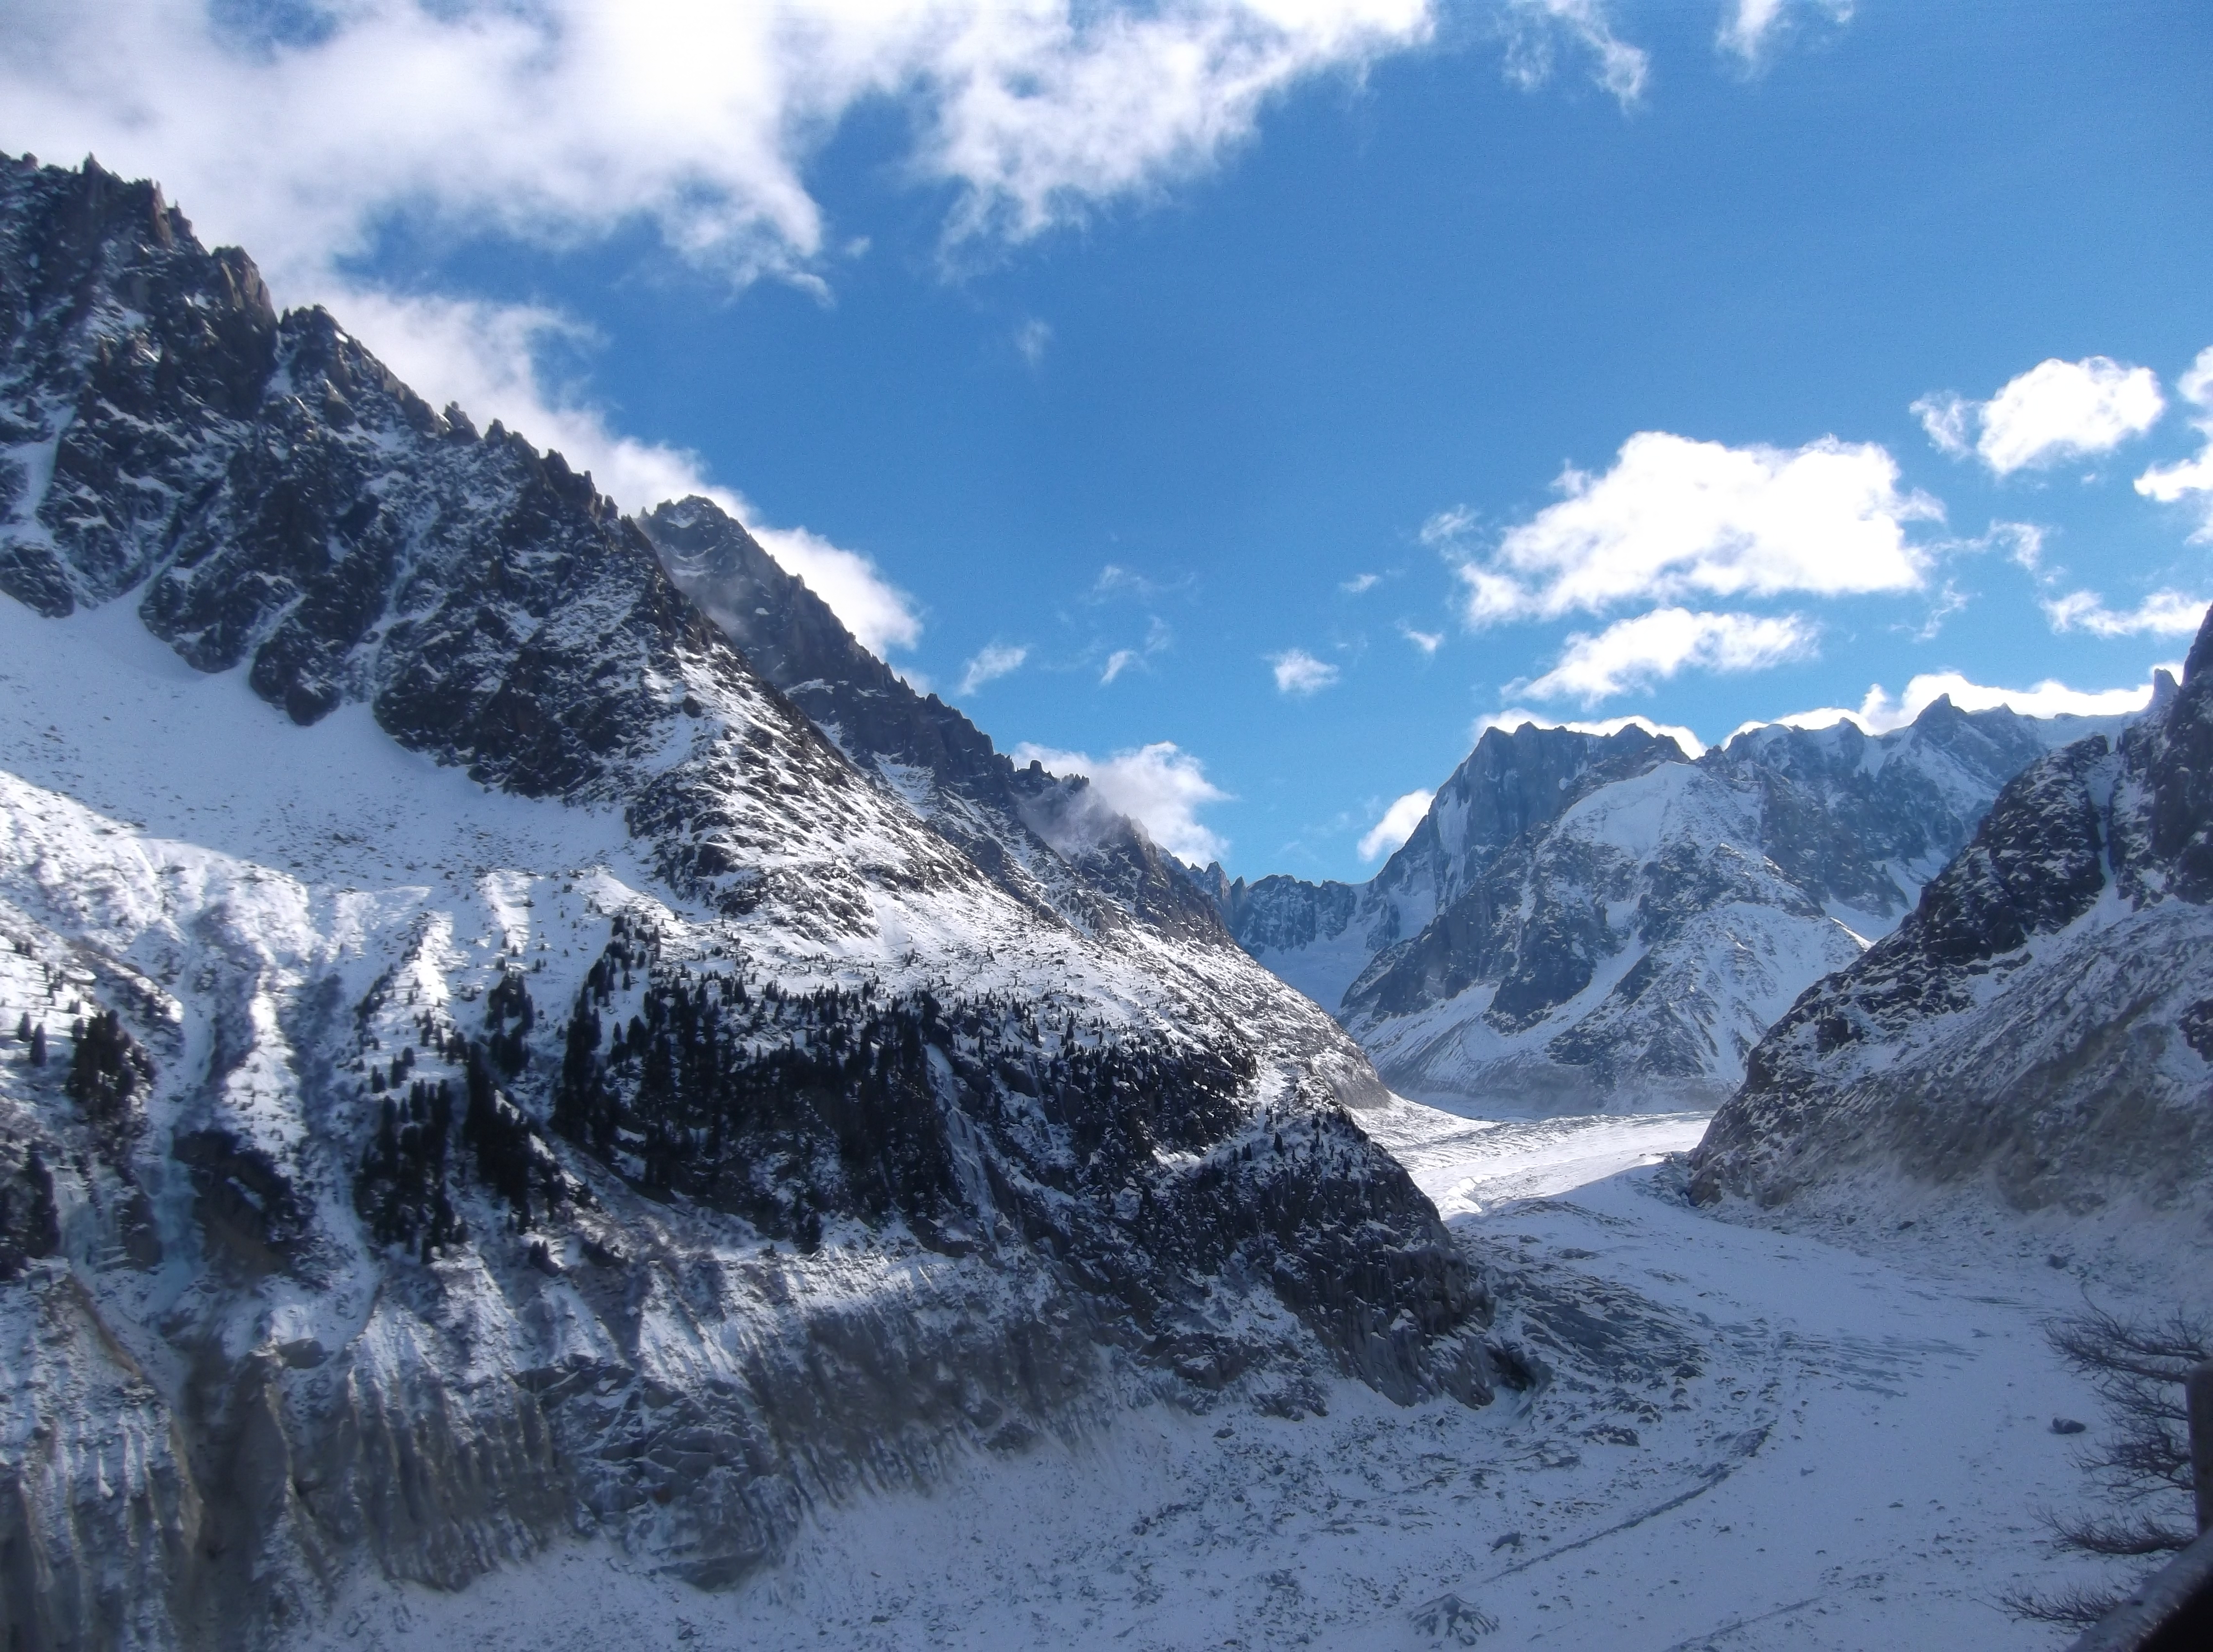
top-left (1690, 620), bottom-right (2213, 1219)
top-left (0, 155), bottom-right (1498, 1652)
top-left (1217, 705), bottom-right (2120, 1112)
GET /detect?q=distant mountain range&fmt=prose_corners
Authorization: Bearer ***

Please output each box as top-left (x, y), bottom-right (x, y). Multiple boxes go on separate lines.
top-left (1206, 699), bottom-right (2134, 1113)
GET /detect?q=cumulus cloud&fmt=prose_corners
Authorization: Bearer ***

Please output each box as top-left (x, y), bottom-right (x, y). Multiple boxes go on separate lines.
top-left (1500, 0), bottom-right (1649, 107)
top-left (1014, 740), bottom-right (1230, 863)
top-left (1518, 607), bottom-right (1818, 705)
top-left (1357, 789), bottom-right (1434, 861)
top-left (1717, 0), bottom-right (1852, 67)
top-left (2042, 589), bottom-right (2210, 639)
top-left (1455, 432), bottom-right (1939, 626)
top-left (957, 643), bottom-right (1030, 695)
top-left (1398, 623), bottom-right (1444, 656)
top-left (2136, 346), bottom-right (2213, 539)
top-left (1473, 709), bottom-right (1707, 759)
top-left (1915, 356), bottom-right (2166, 476)
top-left (1744, 669), bottom-right (2179, 739)
top-left (1269, 648), bottom-right (1341, 695)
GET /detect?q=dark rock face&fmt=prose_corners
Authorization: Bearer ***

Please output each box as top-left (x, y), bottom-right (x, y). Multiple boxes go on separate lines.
top-left (1691, 614), bottom-right (2213, 1215)
top-left (0, 155), bottom-right (1484, 1651)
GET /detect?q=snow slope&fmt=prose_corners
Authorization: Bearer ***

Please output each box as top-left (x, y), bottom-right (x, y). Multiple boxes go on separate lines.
top-left (1694, 610), bottom-right (2213, 1232)
top-left (290, 1098), bottom-right (2186, 1651)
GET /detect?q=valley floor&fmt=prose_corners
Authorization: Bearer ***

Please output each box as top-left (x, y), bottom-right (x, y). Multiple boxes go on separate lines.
top-left (307, 1100), bottom-right (2184, 1651)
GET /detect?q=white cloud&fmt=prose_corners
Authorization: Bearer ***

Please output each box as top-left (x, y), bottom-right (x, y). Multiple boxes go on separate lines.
top-left (1743, 668), bottom-right (2180, 739)
top-left (3, 1), bottom-right (1437, 283)
top-left (1015, 318), bottom-right (1053, 368)
top-left (1014, 740), bottom-right (1230, 863)
top-left (1456, 432), bottom-right (1938, 626)
top-left (1518, 607), bottom-right (1817, 705)
top-left (1269, 648), bottom-right (1340, 695)
top-left (2136, 346), bottom-right (2213, 539)
top-left (2042, 589), bottom-right (2209, 639)
top-left (1341, 572), bottom-right (1382, 594)
top-left (1398, 623), bottom-right (1444, 656)
top-left (1717, 0), bottom-right (1852, 68)
top-left (1418, 505), bottom-right (1477, 546)
top-left (1100, 648), bottom-right (1139, 684)
top-left (1473, 709), bottom-right (1707, 759)
top-left (957, 643), bottom-right (1030, 695)
top-left (1501, 0), bottom-right (1650, 107)
top-left (1357, 789), bottom-right (1434, 861)
top-left (1915, 356), bottom-right (2166, 475)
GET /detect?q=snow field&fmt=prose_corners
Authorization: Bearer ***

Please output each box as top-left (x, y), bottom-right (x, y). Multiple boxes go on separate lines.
top-left (295, 1096), bottom-right (2160, 1650)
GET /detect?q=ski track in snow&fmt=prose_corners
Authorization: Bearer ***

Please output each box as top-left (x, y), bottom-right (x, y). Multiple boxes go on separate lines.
top-left (301, 1098), bottom-right (2168, 1652)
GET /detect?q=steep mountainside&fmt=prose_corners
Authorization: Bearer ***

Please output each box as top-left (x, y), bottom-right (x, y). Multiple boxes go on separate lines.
top-left (1691, 612), bottom-right (2213, 1221)
top-left (644, 498), bottom-right (1228, 947)
top-left (0, 156), bottom-right (1498, 1652)
top-left (1218, 704), bottom-right (2120, 1112)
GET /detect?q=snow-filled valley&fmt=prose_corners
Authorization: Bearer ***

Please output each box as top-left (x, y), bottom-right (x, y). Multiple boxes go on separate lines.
top-left (290, 1093), bottom-right (2183, 1651)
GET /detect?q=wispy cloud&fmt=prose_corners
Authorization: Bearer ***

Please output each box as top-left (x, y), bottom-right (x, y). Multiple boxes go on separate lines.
top-left (2042, 589), bottom-right (2209, 639)
top-left (1015, 317), bottom-right (1053, 368)
top-left (1341, 572), bottom-right (1383, 595)
top-left (1097, 615), bottom-right (1172, 683)
top-left (1014, 740), bottom-right (1230, 863)
top-left (1501, 0), bottom-right (1650, 107)
top-left (1090, 563), bottom-right (1192, 603)
top-left (1357, 790), bottom-right (1434, 861)
top-left (1457, 432), bottom-right (1937, 626)
top-left (1915, 356), bottom-right (2165, 475)
top-left (1398, 623), bottom-right (1444, 656)
top-left (1418, 505), bottom-right (1478, 547)
top-left (958, 642), bottom-right (1030, 695)
top-left (1717, 0), bottom-right (1853, 70)
top-left (1519, 607), bottom-right (1818, 705)
top-left (2137, 346), bottom-right (2213, 540)
top-left (1269, 648), bottom-right (1341, 696)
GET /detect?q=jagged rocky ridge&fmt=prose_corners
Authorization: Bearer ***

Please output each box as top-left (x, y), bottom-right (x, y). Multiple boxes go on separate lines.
top-left (1211, 704), bottom-right (2122, 1111)
top-left (1690, 613), bottom-right (2213, 1220)
top-left (0, 154), bottom-right (1499, 1652)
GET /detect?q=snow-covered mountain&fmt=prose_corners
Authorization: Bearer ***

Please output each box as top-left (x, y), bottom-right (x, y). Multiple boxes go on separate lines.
top-left (0, 156), bottom-right (1501, 1651)
top-left (1213, 703), bottom-right (2123, 1112)
top-left (1690, 611), bottom-right (2213, 1223)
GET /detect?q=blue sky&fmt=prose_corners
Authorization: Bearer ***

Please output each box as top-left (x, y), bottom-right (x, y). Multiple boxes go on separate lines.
top-left (8, 1), bottom-right (2212, 879)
